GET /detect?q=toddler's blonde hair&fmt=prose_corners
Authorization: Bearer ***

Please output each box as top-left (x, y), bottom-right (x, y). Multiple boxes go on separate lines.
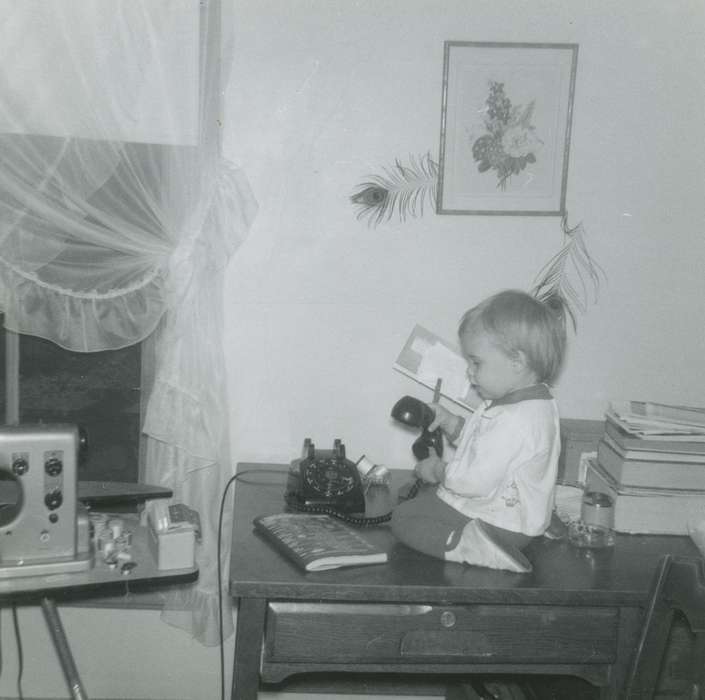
top-left (458, 289), bottom-right (567, 384)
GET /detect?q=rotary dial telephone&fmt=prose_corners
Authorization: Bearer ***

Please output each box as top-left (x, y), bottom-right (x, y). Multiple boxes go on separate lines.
top-left (285, 396), bottom-right (441, 526)
top-left (285, 438), bottom-right (366, 516)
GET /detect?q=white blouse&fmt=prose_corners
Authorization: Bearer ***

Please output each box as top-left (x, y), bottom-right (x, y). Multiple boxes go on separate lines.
top-left (436, 386), bottom-right (560, 536)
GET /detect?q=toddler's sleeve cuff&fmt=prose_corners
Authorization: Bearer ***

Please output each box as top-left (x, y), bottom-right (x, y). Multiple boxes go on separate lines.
top-left (447, 416), bottom-right (466, 444)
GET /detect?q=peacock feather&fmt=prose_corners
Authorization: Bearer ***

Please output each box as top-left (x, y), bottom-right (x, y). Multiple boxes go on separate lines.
top-left (350, 153), bottom-right (438, 227)
top-left (350, 154), bottom-right (602, 328)
top-left (531, 215), bottom-right (606, 330)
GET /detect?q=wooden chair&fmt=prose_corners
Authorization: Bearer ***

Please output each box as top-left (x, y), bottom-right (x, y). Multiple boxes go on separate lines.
top-left (625, 554), bottom-right (705, 699)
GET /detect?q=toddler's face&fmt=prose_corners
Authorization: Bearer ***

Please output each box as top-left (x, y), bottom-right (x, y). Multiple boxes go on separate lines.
top-left (460, 331), bottom-right (523, 401)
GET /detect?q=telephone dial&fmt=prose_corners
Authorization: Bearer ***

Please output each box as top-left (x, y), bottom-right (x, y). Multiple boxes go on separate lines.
top-left (285, 438), bottom-right (366, 515)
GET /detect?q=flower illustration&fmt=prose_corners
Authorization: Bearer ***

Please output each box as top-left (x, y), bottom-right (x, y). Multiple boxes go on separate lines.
top-left (501, 125), bottom-right (541, 158)
top-left (471, 81), bottom-right (541, 189)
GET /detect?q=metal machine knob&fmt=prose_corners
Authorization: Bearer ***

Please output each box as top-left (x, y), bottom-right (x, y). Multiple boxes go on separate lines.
top-left (12, 456), bottom-right (29, 476)
top-left (45, 457), bottom-right (63, 476)
top-left (45, 489), bottom-right (63, 511)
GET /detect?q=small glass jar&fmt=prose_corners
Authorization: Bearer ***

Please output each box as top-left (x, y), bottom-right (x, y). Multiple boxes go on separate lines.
top-left (581, 491), bottom-right (614, 529)
top-left (568, 490), bottom-right (616, 548)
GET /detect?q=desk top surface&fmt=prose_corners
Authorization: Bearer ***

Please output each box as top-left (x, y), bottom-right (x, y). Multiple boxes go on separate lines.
top-left (0, 513), bottom-right (197, 602)
top-left (230, 463), bottom-right (701, 606)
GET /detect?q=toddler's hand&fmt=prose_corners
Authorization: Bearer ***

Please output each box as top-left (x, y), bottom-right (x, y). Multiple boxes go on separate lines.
top-left (414, 454), bottom-right (446, 484)
top-left (428, 402), bottom-right (462, 437)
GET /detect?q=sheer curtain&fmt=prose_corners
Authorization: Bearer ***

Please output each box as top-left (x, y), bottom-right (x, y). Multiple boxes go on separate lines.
top-left (0, 0), bottom-right (256, 644)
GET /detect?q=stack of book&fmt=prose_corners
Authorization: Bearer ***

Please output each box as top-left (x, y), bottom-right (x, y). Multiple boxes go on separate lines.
top-left (585, 401), bottom-right (705, 535)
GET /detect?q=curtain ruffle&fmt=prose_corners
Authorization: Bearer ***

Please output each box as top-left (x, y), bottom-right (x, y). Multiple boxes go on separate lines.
top-left (0, 258), bottom-right (166, 351)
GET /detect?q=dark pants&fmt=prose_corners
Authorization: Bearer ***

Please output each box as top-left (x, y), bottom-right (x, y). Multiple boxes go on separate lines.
top-left (390, 485), bottom-right (532, 559)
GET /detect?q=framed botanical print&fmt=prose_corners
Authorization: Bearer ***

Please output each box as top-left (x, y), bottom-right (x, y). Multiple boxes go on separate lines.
top-left (437, 41), bottom-right (578, 216)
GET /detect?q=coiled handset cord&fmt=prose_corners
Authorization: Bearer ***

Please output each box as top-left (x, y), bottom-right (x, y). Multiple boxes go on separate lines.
top-left (286, 477), bottom-right (424, 528)
top-left (286, 501), bottom-right (391, 527)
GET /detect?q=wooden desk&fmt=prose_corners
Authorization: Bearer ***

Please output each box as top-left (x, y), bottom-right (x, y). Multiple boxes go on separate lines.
top-left (229, 463), bottom-right (700, 700)
top-left (0, 515), bottom-right (198, 699)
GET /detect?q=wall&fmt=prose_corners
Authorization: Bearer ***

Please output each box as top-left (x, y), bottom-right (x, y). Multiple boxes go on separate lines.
top-left (3, 2), bottom-right (704, 699)
top-left (224, 0), bottom-right (705, 473)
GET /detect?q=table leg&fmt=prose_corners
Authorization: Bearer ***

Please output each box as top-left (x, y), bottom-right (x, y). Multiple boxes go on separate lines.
top-left (232, 598), bottom-right (266, 700)
top-left (594, 606), bottom-right (643, 700)
top-left (40, 597), bottom-right (88, 700)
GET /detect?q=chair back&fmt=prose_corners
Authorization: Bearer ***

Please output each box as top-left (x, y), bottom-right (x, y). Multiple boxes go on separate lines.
top-left (625, 554), bottom-right (705, 699)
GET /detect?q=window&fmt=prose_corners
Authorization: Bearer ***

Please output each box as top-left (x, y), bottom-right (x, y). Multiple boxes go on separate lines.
top-left (1, 316), bottom-right (142, 483)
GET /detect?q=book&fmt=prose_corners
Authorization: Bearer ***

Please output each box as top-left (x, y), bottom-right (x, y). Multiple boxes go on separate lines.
top-left (393, 324), bottom-right (476, 411)
top-left (604, 416), bottom-right (705, 451)
top-left (602, 432), bottom-right (705, 463)
top-left (253, 513), bottom-right (388, 572)
top-left (625, 400), bottom-right (705, 428)
top-left (586, 459), bottom-right (705, 535)
top-left (597, 437), bottom-right (705, 491)
top-left (607, 404), bottom-right (705, 438)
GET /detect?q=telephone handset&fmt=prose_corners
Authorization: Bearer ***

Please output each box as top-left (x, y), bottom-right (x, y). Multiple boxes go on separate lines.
top-left (390, 395), bottom-right (443, 501)
top-left (390, 395), bottom-right (443, 460)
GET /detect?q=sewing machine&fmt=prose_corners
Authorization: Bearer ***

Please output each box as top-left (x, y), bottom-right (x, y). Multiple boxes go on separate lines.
top-left (0, 424), bottom-right (92, 578)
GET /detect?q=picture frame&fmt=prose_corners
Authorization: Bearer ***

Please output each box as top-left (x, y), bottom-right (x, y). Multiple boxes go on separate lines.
top-left (437, 41), bottom-right (578, 216)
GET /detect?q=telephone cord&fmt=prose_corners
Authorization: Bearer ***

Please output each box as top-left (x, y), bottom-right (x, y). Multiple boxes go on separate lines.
top-left (286, 478), bottom-right (424, 527)
top-left (286, 500), bottom-right (391, 527)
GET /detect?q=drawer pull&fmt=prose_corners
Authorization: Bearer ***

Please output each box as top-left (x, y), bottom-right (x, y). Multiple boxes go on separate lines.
top-left (440, 611), bottom-right (456, 628)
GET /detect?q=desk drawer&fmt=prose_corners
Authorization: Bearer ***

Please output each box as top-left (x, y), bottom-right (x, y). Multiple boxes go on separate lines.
top-left (265, 602), bottom-right (618, 664)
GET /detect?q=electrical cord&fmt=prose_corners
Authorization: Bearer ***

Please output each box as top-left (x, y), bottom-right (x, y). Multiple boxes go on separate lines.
top-left (217, 468), bottom-right (285, 700)
top-left (11, 604), bottom-right (23, 700)
top-left (217, 472), bottom-right (237, 700)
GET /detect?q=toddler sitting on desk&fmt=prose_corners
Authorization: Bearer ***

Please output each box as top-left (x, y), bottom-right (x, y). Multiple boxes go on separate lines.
top-left (391, 289), bottom-right (567, 573)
